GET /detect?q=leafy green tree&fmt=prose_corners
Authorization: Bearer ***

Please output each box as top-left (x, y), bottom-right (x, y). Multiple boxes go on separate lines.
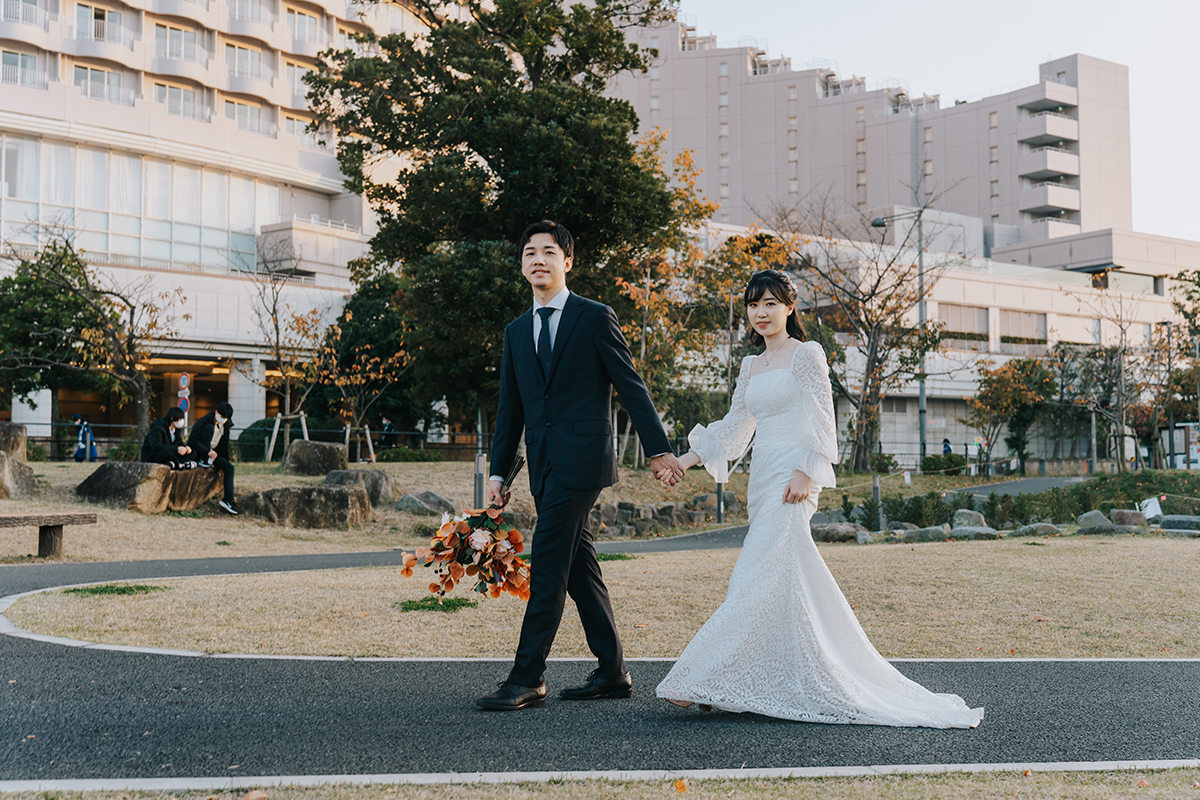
top-left (999, 359), bottom-right (1057, 474)
top-left (961, 358), bottom-right (1055, 476)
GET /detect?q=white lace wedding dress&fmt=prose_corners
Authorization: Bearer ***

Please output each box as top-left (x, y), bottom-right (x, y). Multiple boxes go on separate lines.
top-left (656, 341), bottom-right (984, 728)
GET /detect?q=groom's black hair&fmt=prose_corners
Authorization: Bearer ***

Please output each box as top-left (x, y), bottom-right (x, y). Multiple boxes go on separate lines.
top-left (519, 220), bottom-right (574, 260)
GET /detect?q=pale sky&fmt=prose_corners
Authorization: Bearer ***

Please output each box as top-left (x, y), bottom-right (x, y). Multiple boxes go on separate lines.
top-left (678, 0), bottom-right (1200, 243)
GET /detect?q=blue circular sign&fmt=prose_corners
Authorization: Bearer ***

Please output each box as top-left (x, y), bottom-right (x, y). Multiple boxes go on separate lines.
top-left (178, 397), bottom-right (190, 413)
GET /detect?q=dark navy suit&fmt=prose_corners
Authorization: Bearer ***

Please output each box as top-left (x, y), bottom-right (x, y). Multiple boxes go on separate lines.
top-left (490, 291), bottom-right (672, 686)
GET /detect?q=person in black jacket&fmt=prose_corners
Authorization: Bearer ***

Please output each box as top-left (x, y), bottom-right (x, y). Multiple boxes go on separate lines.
top-left (188, 402), bottom-right (238, 515)
top-left (141, 407), bottom-right (193, 467)
top-left (379, 415), bottom-right (399, 450)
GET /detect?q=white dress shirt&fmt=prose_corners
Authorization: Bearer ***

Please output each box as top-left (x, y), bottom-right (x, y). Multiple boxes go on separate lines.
top-left (532, 286), bottom-right (570, 351)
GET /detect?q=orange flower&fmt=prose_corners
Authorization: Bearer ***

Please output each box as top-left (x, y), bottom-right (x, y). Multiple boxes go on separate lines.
top-left (400, 566), bottom-right (413, 577)
top-left (507, 530), bottom-right (523, 544)
top-left (448, 562), bottom-right (465, 581)
top-left (489, 584), bottom-right (502, 598)
top-left (402, 553), bottom-right (418, 568)
top-left (428, 582), bottom-right (440, 594)
top-left (485, 508), bottom-right (503, 520)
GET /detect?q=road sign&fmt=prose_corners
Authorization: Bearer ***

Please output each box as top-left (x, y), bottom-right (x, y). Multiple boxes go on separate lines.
top-left (178, 373), bottom-right (191, 391)
top-left (177, 389), bottom-right (190, 399)
top-left (178, 396), bottom-right (190, 413)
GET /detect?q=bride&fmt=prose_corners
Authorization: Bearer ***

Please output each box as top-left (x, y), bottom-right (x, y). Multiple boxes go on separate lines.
top-left (655, 269), bottom-right (983, 729)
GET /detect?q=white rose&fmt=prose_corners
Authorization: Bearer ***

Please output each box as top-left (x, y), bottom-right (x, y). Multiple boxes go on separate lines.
top-left (468, 530), bottom-right (490, 551)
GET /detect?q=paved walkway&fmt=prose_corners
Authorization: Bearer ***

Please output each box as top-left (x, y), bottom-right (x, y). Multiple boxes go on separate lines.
top-left (5, 524), bottom-right (1198, 784)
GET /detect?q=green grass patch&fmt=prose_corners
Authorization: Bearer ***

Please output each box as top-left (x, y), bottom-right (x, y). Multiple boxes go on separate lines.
top-left (216, 540), bottom-right (231, 546)
top-left (166, 509), bottom-right (205, 518)
top-left (394, 596), bottom-right (478, 613)
top-left (597, 552), bottom-right (637, 561)
top-left (63, 584), bottom-right (168, 597)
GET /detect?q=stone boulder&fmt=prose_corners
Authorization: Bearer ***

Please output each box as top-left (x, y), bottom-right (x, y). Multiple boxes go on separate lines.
top-left (1012, 523), bottom-right (1061, 537)
top-left (0, 422), bottom-right (27, 460)
top-left (75, 462), bottom-right (222, 513)
top-left (0, 452), bottom-right (36, 499)
top-left (951, 508), bottom-right (988, 528)
top-left (1078, 524), bottom-right (1142, 537)
top-left (690, 492), bottom-right (740, 514)
top-left (1160, 515), bottom-right (1200, 531)
top-left (241, 485), bottom-right (371, 528)
top-left (1076, 509), bottom-right (1113, 529)
top-left (811, 522), bottom-right (866, 543)
top-left (654, 503), bottom-right (678, 528)
top-left (280, 440), bottom-right (347, 476)
top-left (952, 526), bottom-right (1000, 540)
top-left (904, 525), bottom-right (951, 543)
top-left (501, 510), bottom-right (537, 531)
top-left (323, 470), bottom-right (400, 506)
top-left (1109, 509), bottom-right (1148, 527)
top-left (395, 491), bottom-right (457, 516)
top-left (888, 521), bottom-right (918, 531)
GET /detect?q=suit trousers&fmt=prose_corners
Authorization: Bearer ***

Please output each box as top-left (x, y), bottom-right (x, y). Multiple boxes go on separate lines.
top-left (508, 470), bottom-right (624, 687)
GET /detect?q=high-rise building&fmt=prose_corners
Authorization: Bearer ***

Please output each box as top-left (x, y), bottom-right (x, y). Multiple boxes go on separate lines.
top-left (0, 0), bottom-right (424, 442)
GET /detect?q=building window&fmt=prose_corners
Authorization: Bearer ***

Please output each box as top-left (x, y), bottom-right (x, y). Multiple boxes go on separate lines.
top-left (719, 152), bottom-right (729, 167)
top-left (789, 178), bottom-right (798, 194)
top-left (1153, 276), bottom-right (1166, 296)
top-left (788, 116), bottom-right (797, 130)
top-left (1000, 310), bottom-right (1048, 340)
top-left (73, 65), bottom-right (127, 105)
top-left (1142, 323), bottom-right (1152, 343)
top-left (649, 95), bottom-right (659, 110)
top-left (991, 214), bottom-right (1000, 224)
top-left (882, 397), bottom-right (907, 414)
top-left (286, 7), bottom-right (319, 42)
top-left (923, 159), bottom-right (933, 176)
top-left (75, 3), bottom-right (124, 44)
top-left (153, 82), bottom-right (201, 120)
top-left (649, 36), bottom-right (658, 49)
top-left (989, 111), bottom-right (998, 129)
top-left (718, 62), bottom-right (728, 77)
top-left (856, 106), bottom-right (865, 122)
top-left (788, 85), bottom-right (797, 100)
top-left (155, 24), bottom-right (200, 62)
top-left (856, 170), bottom-right (866, 186)
top-left (285, 62), bottom-right (311, 96)
top-left (990, 145), bottom-right (998, 163)
top-left (1, 136), bottom-right (39, 200)
top-left (856, 201), bottom-right (866, 212)
top-left (1090, 318), bottom-right (1102, 343)
top-left (990, 179), bottom-right (999, 197)
top-left (226, 44), bottom-right (266, 80)
top-left (719, 183), bottom-right (729, 198)
top-left (939, 304), bottom-right (989, 335)
top-left (718, 92), bottom-right (728, 107)
top-left (1, 50), bottom-right (40, 88)
top-left (225, 99), bottom-right (267, 134)
top-left (719, 122), bottom-right (729, 137)
top-left (719, 213), bottom-right (730, 223)
top-left (924, 126), bottom-right (932, 143)
top-left (788, 147), bottom-right (797, 163)
top-left (856, 138), bottom-right (865, 154)
top-left (649, 66), bottom-right (658, 80)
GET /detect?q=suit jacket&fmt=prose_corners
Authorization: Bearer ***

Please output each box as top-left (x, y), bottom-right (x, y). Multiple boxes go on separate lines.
top-left (490, 292), bottom-right (673, 497)
top-left (188, 411), bottom-right (231, 461)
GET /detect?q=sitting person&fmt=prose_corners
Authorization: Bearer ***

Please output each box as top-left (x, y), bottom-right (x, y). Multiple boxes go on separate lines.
top-left (141, 407), bottom-right (194, 468)
top-left (188, 402), bottom-right (238, 515)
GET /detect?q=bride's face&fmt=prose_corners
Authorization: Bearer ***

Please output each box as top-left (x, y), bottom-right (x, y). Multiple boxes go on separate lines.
top-left (746, 289), bottom-right (794, 339)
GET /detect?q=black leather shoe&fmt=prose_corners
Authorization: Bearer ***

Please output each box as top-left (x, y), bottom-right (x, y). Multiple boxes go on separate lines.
top-left (559, 669), bottom-right (633, 700)
top-left (476, 681), bottom-right (547, 711)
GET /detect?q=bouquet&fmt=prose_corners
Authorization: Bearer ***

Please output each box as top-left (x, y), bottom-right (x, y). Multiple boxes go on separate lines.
top-left (401, 457), bottom-right (530, 601)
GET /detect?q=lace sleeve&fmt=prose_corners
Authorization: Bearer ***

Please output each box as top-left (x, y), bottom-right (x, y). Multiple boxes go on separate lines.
top-left (790, 341), bottom-right (839, 489)
top-left (688, 356), bottom-right (756, 484)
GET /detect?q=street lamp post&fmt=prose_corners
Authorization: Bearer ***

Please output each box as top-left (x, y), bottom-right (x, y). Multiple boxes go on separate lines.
top-left (1156, 321), bottom-right (1175, 469)
top-left (872, 209), bottom-right (927, 468)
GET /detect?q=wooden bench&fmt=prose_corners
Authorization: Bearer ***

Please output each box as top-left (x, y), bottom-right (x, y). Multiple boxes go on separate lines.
top-left (0, 514), bottom-right (98, 559)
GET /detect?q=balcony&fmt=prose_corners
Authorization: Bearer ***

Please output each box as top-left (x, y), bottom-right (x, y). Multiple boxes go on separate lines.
top-left (1018, 181), bottom-right (1081, 214)
top-left (0, 63), bottom-right (49, 89)
top-left (231, 114), bottom-right (277, 137)
top-left (227, 1), bottom-right (273, 42)
top-left (1017, 146), bottom-right (1079, 181)
top-left (288, 25), bottom-right (328, 59)
top-left (1016, 111), bottom-right (1078, 147)
top-left (77, 79), bottom-right (137, 106)
top-left (159, 98), bottom-right (211, 122)
top-left (226, 61), bottom-right (274, 101)
top-left (1015, 80), bottom-right (1078, 113)
top-left (1021, 216), bottom-right (1081, 240)
top-left (73, 19), bottom-right (136, 49)
top-left (152, 0), bottom-right (210, 26)
top-left (0, 0), bottom-right (48, 44)
top-left (152, 41), bottom-right (210, 83)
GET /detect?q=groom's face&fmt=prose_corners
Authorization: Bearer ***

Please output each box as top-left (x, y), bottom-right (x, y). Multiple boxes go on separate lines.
top-left (521, 233), bottom-right (572, 294)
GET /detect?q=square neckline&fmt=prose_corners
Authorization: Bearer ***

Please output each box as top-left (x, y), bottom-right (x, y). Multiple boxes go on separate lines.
top-left (747, 342), bottom-right (803, 380)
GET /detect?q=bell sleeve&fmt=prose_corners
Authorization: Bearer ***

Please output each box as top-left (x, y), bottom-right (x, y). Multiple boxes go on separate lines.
top-left (789, 341), bottom-right (839, 489)
top-left (687, 356), bottom-right (757, 484)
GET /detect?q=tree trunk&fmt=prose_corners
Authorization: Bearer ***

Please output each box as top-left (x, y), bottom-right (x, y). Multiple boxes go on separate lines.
top-left (49, 387), bottom-right (60, 459)
top-left (135, 377), bottom-right (151, 444)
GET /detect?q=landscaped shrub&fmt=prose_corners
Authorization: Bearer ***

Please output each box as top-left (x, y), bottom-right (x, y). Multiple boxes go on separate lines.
top-left (376, 446), bottom-right (444, 463)
top-left (943, 453), bottom-right (968, 476)
top-left (234, 417), bottom-right (345, 461)
top-left (854, 496), bottom-right (882, 530)
top-left (108, 436), bottom-right (139, 462)
top-left (881, 493), bottom-right (908, 527)
top-left (871, 452), bottom-right (899, 473)
top-left (26, 443), bottom-right (47, 462)
top-left (920, 454), bottom-right (946, 474)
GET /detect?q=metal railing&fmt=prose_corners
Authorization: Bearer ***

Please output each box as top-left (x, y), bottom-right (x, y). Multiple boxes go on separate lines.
top-left (1028, 145), bottom-right (1076, 155)
top-left (155, 40), bottom-right (209, 66)
top-left (162, 100), bottom-right (212, 121)
top-left (72, 19), bottom-right (136, 48)
top-left (268, 212), bottom-right (360, 233)
top-left (1, 0), bottom-right (48, 28)
top-left (77, 80), bottom-right (137, 106)
top-left (229, 0), bottom-right (273, 25)
top-left (227, 59), bottom-right (274, 83)
top-left (0, 64), bottom-right (49, 89)
top-left (230, 115), bottom-right (277, 137)
top-left (941, 337), bottom-right (989, 352)
top-left (1027, 109), bottom-right (1076, 120)
top-left (1026, 180), bottom-right (1078, 190)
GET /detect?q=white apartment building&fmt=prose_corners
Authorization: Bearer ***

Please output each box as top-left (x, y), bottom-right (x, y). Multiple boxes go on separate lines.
top-left (0, 0), bottom-right (427, 441)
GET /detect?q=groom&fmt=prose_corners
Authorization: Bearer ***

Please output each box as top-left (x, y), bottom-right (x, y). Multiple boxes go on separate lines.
top-left (478, 220), bottom-right (683, 711)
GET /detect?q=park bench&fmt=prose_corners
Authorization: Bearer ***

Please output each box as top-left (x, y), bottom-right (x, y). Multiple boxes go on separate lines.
top-left (0, 514), bottom-right (98, 559)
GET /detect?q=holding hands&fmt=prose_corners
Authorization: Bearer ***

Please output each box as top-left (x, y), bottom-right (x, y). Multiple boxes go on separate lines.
top-left (653, 452), bottom-right (697, 486)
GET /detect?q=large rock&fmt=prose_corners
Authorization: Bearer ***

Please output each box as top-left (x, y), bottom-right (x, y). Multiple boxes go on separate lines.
top-left (811, 522), bottom-right (866, 543)
top-left (1110, 509), bottom-right (1148, 527)
top-left (904, 525), bottom-right (951, 543)
top-left (280, 440), bottom-right (347, 476)
top-left (0, 452), bottom-right (36, 499)
top-left (1012, 523), bottom-right (1061, 537)
top-left (952, 509), bottom-right (987, 528)
top-left (75, 462), bottom-right (222, 513)
top-left (0, 422), bottom-right (27, 461)
top-left (323, 470), bottom-right (400, 506)
top-left (241, 486), bottom-right (372, 527)
top-left (1160, 515), bottom-right (1200, 531)
top-left (1076, 509), bottom-right (1113, 529)
top-left (1078, 525), bottom-right (1142, 537)
top-left (952, 525), bottom-right (999, 540)
top-left (395, 491), bottom-right (458, 517)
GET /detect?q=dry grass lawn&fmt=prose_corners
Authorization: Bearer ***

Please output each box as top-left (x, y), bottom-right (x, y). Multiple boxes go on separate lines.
top-left (3, 769), bottom-right (1200, 799)
top-left (10, 536), bottom-right (1198, 659)
top-left (0, 462), bottom-right (751, 564)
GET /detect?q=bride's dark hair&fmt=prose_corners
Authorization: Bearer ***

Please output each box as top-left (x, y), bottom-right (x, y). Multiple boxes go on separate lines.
top-left (744, 269), bottom-right (807, 348)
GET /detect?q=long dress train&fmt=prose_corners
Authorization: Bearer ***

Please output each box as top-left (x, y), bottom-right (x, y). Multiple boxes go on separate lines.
top-left (656, 341), bottom-right (984, 729)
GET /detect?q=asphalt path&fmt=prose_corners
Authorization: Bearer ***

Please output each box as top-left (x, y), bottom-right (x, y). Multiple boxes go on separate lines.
top-left (4, 535), bottom-right (1199, 781)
